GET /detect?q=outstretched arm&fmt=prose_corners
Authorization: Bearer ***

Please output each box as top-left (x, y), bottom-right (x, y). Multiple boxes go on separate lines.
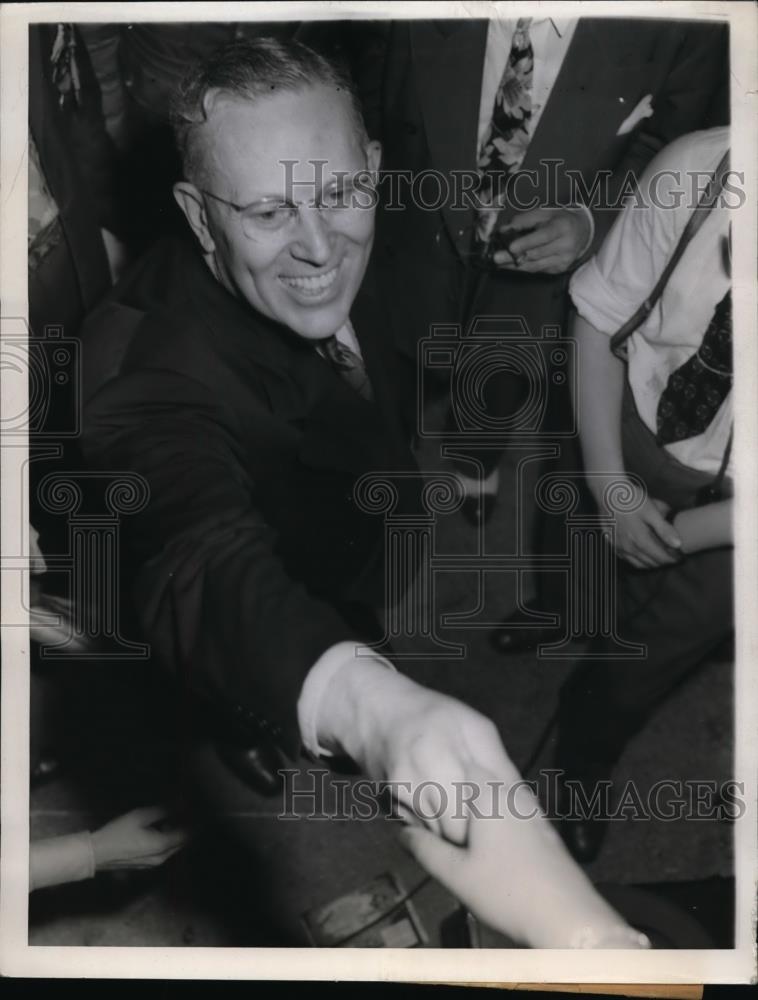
top-left (400, 766), bottom-right (649, 949)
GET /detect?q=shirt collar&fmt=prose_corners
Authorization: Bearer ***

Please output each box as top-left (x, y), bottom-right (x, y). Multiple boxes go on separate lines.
top-left (531, 17), bottom-right (574, 38)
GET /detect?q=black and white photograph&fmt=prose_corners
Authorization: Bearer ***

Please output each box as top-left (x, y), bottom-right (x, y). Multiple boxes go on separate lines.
top-left (1, 0), bottom-right (756, 983)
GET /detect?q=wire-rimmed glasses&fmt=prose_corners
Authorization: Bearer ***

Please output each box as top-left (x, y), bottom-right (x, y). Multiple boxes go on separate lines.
top-left (200, 169), bottom-right (378, 241)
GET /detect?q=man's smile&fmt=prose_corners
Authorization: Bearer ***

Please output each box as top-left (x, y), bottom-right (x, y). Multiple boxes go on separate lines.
top-left (279, 260), bottom-right (342, 298)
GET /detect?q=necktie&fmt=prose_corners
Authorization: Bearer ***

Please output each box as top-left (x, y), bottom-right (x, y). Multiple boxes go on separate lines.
top-left (322, 335), bottom-right (374, 402)
top-left (656, 290), bottom-right (732, 446)
top-left (50, 24), bottom-right (82, 108)
top-left (476, 18), bottom-right (534, 244)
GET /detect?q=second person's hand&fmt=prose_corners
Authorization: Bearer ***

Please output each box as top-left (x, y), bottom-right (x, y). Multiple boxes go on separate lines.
top-left (494, 207), bottom-right (592, 274)
top-left (399, 766), bottom-right (647, 949)
top-left (610, 488), bottom-right (682, 569)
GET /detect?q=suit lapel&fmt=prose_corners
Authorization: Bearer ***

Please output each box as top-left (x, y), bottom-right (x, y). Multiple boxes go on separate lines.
top-left (520, 19), bottom-right (644, 181)
top-left (519, 20), bottom-right (597, 179)
top-left (410, 20), bottom-right (488, 241)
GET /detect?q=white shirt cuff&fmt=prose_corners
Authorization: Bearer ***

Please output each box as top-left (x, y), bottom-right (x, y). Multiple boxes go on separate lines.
top-left (297, 640), bottom-right (395, 758)
top-left (29, 831), bottom-right (96, 891)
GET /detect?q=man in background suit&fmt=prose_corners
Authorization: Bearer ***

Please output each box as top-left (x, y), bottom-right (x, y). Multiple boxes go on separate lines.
top-left (337, 15), bottom-right (729, 646)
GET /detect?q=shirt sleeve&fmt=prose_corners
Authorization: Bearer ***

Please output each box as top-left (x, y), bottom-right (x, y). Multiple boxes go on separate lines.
top-left (569, 142), bottom-right (689, 335)
top-left (570, 196), bottom-right (657, 336)
top-left (297, 641), bottom-right (396, 758)
top-left (30, 832), bottom-right (96, 891)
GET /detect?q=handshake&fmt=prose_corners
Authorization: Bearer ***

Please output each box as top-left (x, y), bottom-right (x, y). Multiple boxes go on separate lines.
top-left (316, 656), bottom-right (648, 949)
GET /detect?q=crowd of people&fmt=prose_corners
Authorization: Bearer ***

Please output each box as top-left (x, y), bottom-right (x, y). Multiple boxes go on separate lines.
top-left (26, 18), bottom-right (733, 949)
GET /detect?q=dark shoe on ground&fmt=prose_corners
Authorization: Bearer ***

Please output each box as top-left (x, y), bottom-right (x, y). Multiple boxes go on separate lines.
top-left (559, 806), bottom-right (610, 864)
top-left (215, 741), bottom-right (284, 796)
top-left (554, 757), bottom-right (614, 864)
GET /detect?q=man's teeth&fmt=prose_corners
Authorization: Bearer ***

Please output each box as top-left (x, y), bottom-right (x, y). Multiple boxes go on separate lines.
top-left (281, 267), bottom-right (339, 293)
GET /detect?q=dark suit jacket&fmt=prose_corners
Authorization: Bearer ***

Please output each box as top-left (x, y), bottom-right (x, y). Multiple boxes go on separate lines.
top-left (340, 17), bottom-right (730, 355)
top-left (79, 237), bottom-right (417, 757)
top-left (29, 24), bottom-right (116, 340)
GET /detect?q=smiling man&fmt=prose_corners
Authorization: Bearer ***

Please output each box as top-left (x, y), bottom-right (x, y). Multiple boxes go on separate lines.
top-left (172, 65), bottom-right (380, 341)
top-left (75, 38), bottom-right (646, 950)
top-left (79, 39), bottom-right (523, 846)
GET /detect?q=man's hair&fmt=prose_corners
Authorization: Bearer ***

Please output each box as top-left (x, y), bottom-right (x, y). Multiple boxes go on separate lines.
top-left (170, 37), bottom-right (368, 185)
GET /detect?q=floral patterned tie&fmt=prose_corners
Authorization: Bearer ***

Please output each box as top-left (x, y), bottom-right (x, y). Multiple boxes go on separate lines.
top-left (656, 290), bottom-right (732, 446)
top-left (50, 24), bottom-right (81, 108)
top-left (476, 18), bottom-right (534, 244)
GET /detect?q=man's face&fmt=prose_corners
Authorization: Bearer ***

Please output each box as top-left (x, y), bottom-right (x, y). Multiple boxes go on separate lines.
top-left (193, 84), bottom-right (380, 341)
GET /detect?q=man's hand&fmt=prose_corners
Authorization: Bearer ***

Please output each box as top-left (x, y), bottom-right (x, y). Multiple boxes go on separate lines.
top-left (317, 658), bottom-right (520, 845)
top-left (604, 481), bottom-right (682, 569)
top-left (494, 207), bottom-right (592, 274)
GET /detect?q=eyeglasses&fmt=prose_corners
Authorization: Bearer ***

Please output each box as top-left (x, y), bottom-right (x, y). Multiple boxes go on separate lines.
top-left (200, 171), bottom-right (378, 241)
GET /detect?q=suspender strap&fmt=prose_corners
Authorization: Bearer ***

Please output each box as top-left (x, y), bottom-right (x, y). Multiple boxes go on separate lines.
top-left (610, 149), bottom-right (731, 358)
top-left (708, 426), bottom-right (733, 498)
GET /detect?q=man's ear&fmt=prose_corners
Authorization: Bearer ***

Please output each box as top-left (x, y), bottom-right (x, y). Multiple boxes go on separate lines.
top-left (173, 182), bottom-right (215, 254)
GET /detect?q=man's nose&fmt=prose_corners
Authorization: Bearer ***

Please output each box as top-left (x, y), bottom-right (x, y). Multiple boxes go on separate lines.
top-left (289, 205), bottom-right (333, 265)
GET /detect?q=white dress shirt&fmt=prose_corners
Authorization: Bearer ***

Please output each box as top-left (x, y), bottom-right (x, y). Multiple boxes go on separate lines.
top-left (570, 127), bottom-right (732, 477)
top-left (332, 319), bottom-right (361, 356)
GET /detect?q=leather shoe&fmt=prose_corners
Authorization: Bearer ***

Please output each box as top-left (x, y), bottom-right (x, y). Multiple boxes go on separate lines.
top-left (215, 741), bottom-right (284, 796)
top-left (555, 760), bottom-right (613, 864)
top-left (559, 809), bottom-right (609, 864)
top-left (461, 492), bottom-right (497, 527)
top-left (489, 602), bottom-right (561, 654)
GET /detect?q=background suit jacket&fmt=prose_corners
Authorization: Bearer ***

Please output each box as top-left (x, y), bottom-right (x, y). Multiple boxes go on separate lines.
top-left (79, 237), bottom-right (417, 757)
top-left (329, 17), bottom-right (730, 357)
top-left (29, 23), bottom-right (117, 340)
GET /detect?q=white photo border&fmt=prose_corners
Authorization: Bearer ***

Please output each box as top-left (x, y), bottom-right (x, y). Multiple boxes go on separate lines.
top-left (1, 0), bottom-right (756, 983)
